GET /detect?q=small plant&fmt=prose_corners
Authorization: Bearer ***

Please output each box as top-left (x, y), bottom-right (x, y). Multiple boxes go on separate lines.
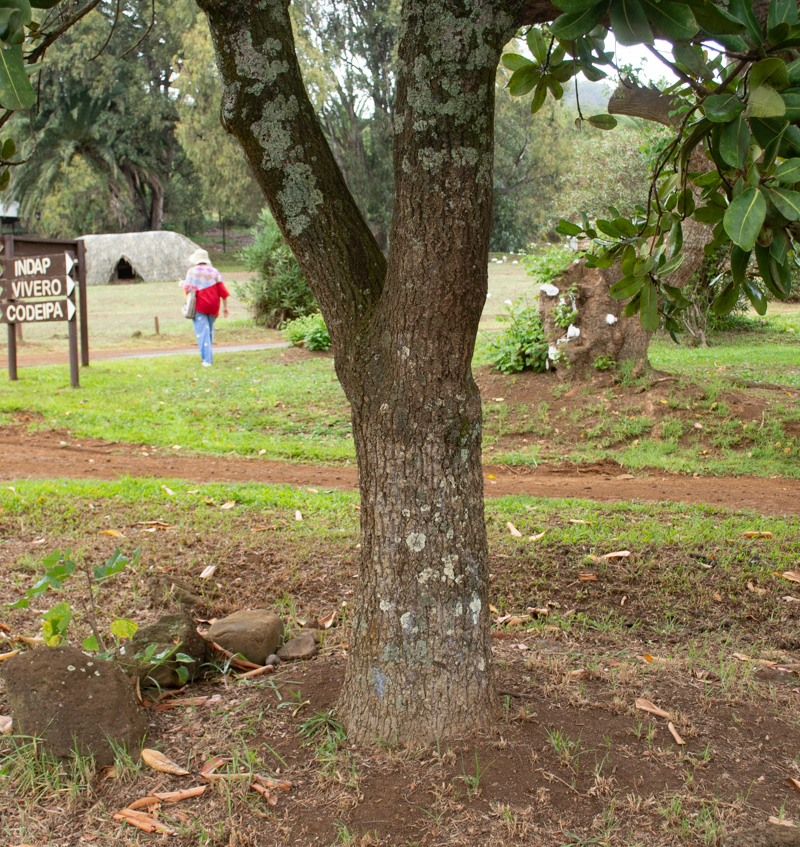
top-left (488, 298), bottom-right (549, 374)
top-left (299, 709), bottom-right (346, 748)
top-left (236, 207), bottom-right (317, 328)
top-left (282, 312), bottom-right (331, 351)
top-left (8, 547), bottom-right (140, 652)
top-left (593, 353), bottom-right (616, 371)
top-left (523, 244), bottom-right (575, 287)
top-left (553, 281), bottom-right (580, 329)
top-left (457, 750), bottom-right (493, 797)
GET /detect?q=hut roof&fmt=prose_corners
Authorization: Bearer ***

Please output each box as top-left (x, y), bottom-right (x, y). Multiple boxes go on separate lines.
top-left (79, 231), bottom-right (202, 286)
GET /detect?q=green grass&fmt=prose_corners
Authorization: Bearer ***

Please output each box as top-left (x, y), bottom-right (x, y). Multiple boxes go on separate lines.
top-left (3, 480), bottom-right (798, 643)
top-left (1, 349), bottom-right (354, 463)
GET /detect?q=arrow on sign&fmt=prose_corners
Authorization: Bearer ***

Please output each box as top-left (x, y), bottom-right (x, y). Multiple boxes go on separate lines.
top-left (66, 274), bottom-right (75, 297)
top-left (68, 299), bottom-right (75, 320)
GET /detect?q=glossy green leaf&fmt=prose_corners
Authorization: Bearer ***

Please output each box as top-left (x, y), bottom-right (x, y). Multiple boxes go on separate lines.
top-left (556, 219), bottom-right (584, 236)
top-left (659, 252), bottom-right (685, 276)
top-left (712, 280), bottom-right (740, 315)
top-left (729, 0), bottom-right (764, 44)
top-left (1, 137), bottom-right (14, 159)
top-left (546, 77), bottom-right (564, 99)
top-left (530, 80), bottom-right (548, 114)
top-left (782, 90), bottom-right (800, 122)
top-left (692, 2), bottom-right (747, 35)
top-left (610, 0), bottom-right (653, 45)
top-left (703, 93), bottom-right (744, 122)
top-left (719, 113), bottom-right (750, 168)
top-left (639, 0), bottom-right (698, 41)
top-left (723, 187), bottom-right (767, 250)
top-left (673, 44), bottom-right (709, 78)
top-left (502, 53), bottom-right (533, 72)
top-left (742, 276), bottom-right (767, 314)
top-left (609, 274), bottom-right (646, 299)
top-left (585, 113), bottom-right (616, 130)
top-left (730, 244), bottom-right (750, 287)
top-left (788, 57), bottom-right (800, 84)
top-left (770, 230), bottom-right (790, 263)
top-left (668, 220), bottom-right (683, 255)
top-left (620, 244), bottom-right (637, 275)
top-left (42, 602), bottom-right (72, 646)
top-left (639, 281), bottom-right (659, 331)
top-left (693, 204), bottom-right (725, 223)
top-left (0, 43), bottom-right (34, 110)
top-left (622, 289), bottom-right (642, 316)
top-left (526, 29), bottom-right (548, 65)
top-left (768, 186), bottom-right (800, 220)
top-left (754, 243), bottom-right (787, 298)
top-left (508, 65), bottom-right (540, 96)
top-left (749, 58), bottom-right (789, 91)
top-left (768, 0), bottom-right (798, 31)
top-left (550, 2), bottom-right (609, 40)
top-left (746, 86), bottom-right (786, 118)
top-left (596, 218), bottom-right (622, 237)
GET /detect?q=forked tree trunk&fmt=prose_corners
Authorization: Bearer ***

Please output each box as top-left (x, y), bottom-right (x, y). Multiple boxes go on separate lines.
top-left (198, 0), bottom-right (520, 743)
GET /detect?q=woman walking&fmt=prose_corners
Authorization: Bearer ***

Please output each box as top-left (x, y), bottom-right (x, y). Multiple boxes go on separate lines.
top-left (183, 249), bottom-right (229, 367)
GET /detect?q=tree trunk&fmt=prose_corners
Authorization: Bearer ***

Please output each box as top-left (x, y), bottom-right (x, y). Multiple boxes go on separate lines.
top-left (197, 0), bottom-right (520, 743)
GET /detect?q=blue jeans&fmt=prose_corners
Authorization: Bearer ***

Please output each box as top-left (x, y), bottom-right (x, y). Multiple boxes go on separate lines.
top-left (193, 313), bottom-right (216, 363)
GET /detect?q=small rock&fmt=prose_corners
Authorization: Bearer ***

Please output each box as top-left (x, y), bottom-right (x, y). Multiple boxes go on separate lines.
top-left (1, 646), bottom-right (147, 767)
top-left (277, 632), bottom-right (318, 661)
top-left (721, 825), bottom-right (800, 847)
top-left (207, 610), bottom-right (284, 665)
top-left (115, 611), bottom-right (207, 688)
top-left (266, 654), bottom-right (281, 667)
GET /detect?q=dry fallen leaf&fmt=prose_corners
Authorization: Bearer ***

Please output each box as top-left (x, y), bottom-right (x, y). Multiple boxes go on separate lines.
top-left (781, 571), bottom-right (800, 584)
top-left (732, 652), bottom-right (751, 662)
top-left (786, 778), bottom-right (800, 794)
top-left (578, 573), bottom-right (598, 582)
top-left (569, 519), bottom-right (590, 525)
top-left (529, 531), bottom-right (546, 542)
top-left (526, 607), bottom-right (549, 617)
top-left (635, 698), bottom-right (670, 719)
top-left (602, 550), bottom-right (631, 560)
top-left (100, 529), bottom-right (125, 537)
top-left (295, 510), bottom-right (303, 521)
top-left (127, 796), bottom-right (161, 812)
top-left (113, 808), bottom-right (177, 835)
top-left (161, 486), bottom-right (175, 496)
top-left (254, 775), bottom-right (292, 792)
top-left (740, 531), bottom-right (773, 539)
top-left (318, 611), bottom-right (337, 629)
top-left (200, 756), bottom-right (232, 779)
top-left (220, 501), bottom-right (236, 510)
top-left (140, 749), bottom-right (189, 776)
top-left (712, 592), bottom-right (723, 602)
top-left (507, 522), bottom-right (522, 537)
top-left (199, 565), bottom-right (216, 580)
top-left (152, 697), bottom-right (209, 712)
top-left (0, 649), bottom-right (20, 662)
top-left (0, 715), bottom-right (12, 734)
top-left (768, 817), bottom-right (798, 828)
top-left (489, 604), bottom-right (500, 614)
top-left (251, 782), bottom-right (278, 805)
top-left (667, 721), bottom-right (685, 745)
top-left (783, 595), bottom-right (800, 603)
top-left (153, 786), bottom-right (208, 803)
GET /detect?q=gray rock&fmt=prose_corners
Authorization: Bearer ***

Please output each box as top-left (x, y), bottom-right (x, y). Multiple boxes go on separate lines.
top-left (277, 632), bottom-right (318, 661)
top-left (0, 646), bottom-right (147, 767)
top-left (207, 610), bottom-right (284, 665)
top-left (115, 611), bottom-right (207, 688)
top-left (721, 825), bottom-right (800, 847)
top-left (266, 654), bottom-right (281, 667)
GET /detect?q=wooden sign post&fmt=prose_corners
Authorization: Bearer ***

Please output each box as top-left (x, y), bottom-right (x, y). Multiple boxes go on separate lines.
top-left (2, 249), bottom-right (81, 387)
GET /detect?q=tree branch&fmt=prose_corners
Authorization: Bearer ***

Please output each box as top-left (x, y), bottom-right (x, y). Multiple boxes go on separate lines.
top-left (608, 78), bottom-right (681, 127)
top-left (195, 0), bottom-right (386, 353)
top-left (27, 0), bottom-right (103, 64)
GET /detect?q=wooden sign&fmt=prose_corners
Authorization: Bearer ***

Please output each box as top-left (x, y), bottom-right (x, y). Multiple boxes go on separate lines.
top-left (1, 299), bottom-right (76, 324)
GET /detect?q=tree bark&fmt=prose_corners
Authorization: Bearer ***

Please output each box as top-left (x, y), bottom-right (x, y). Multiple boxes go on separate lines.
top-left (198, 0), bottom-right (522, 743)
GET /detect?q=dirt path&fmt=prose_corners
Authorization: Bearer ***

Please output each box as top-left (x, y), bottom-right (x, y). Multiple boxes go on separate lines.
top-left (3, 425), bottom-right (798, 516)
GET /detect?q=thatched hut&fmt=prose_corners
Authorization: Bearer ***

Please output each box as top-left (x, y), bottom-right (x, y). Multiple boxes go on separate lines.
top-left (79, 231), bottom-right (202, 286)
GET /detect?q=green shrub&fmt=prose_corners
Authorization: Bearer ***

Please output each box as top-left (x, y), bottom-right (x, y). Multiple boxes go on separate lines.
top-left (282, 312), bottom-right (331, 351)
top-left (235, 208), bottom-right (317, 328)
top-left (488, 298), bottom-right (549, 374)
top-left (523, 244), bottom-right (575, 287)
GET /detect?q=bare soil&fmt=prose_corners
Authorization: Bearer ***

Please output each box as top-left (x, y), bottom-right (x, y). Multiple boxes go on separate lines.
top-left (3, 420), bottom-right (800, 516)
top-left (2, 364), bottom-right (800, 846)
